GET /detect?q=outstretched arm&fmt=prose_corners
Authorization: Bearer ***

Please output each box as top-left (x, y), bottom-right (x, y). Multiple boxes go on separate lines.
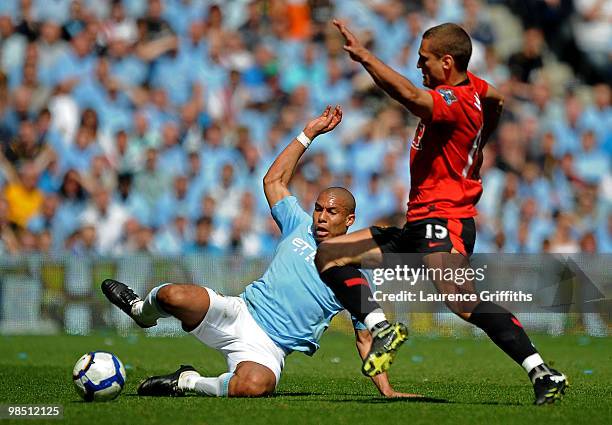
top-left (355, 329), bottom-right (420, 398)
top-left (333, 19), bottom-right (433, 121)
top-left (263, 105), bottom-right (342, 208)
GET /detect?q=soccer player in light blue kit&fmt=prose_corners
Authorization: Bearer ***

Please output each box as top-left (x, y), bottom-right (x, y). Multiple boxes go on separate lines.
top-left (101, 106), bottom-right (414, 398)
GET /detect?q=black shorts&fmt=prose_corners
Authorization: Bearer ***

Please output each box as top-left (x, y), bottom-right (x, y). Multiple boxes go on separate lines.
top-left (371, 217), bottom-right (476, 256)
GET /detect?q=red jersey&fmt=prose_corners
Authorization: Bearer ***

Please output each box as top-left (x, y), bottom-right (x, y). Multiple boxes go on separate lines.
top-left (406, 72), bottom-right (489, 221)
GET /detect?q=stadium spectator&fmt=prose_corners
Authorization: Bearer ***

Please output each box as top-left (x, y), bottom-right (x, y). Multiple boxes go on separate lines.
top-left (79, 186), bottom-right (128, 254)
top-left (1, 86), bottom-right (36, 139)
top-left (0, 196), bottom-right (19, 254)
top-left (153, 214), bottom-right (191, 255)
top-left (69, 222), bottom-right (99, 256)
top-left (101, 0), bottom-right (138, 47)
top-left (3, 119), bottom-right (48, 166)
top-left (115, 217), bottom-right (154, 254)
top-left (106, 30), bottom-right (147, 87)
top-left (154, 173), bottom-right (195, 227)
top-left (114, 171), bottom-right (149, 227)
top-left (549, 211), bottom-right (580, 253)
top-left (134, 147), bottom-right (170, 208)
top-left (239, 0), bottom-right (265, 50)
top-left (127, 111), bottom-right (159, 155)
top-left (0, 14), bottom-right (27, 73)
top-left (508, 27), bottom-right (544, 88)
top-left (209, 163), bottom-right (243, 224)
top-left (461, 0), bottom-right (495, 46)
top-left (572, 0), bottom-right (612, 84)
top-left (156, 121), bottom-right (187, 177)
top-left (185, 216), bottom-right (222, 255)
top-left (2, 160), bottom-right (43, 228)
top-left (57, 169), bottom-right (87, 215)
top-left (575, 130), bottom-right (610, 183)
top-left (140, 0), bottom-right (174, 42)
top-left (582, 83), bottom-right (612, 149)
top-left (27, 192), bottom-right (64, 250)
top-left (61, 0), bottom-right (88, 42)
top-left (36, 20), bottom-right (69, 87)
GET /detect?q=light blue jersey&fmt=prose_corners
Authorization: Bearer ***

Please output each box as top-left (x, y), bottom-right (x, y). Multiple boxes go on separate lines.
top-left (241, 196), bottom-right (365, 355)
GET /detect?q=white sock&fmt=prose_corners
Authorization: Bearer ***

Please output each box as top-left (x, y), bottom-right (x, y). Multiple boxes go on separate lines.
top-left (364, 308), bottom-right (388, 333)
top-left (131, 284), bottom-right (172, 323)
top-left (179, 372), bottom-right (234, 397)
top-left (522, 353), bottom-right (545, 374)
top-left (177, 370), bottom-right (201, 391)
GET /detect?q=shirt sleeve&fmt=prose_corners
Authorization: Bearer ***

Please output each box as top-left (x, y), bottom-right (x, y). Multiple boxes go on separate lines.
top-left (271, 195), bottom-right (311, 235)
top-left (468, 71), bottom-right (489, 99)
top-left (428, 87), bottom-right (459, 124)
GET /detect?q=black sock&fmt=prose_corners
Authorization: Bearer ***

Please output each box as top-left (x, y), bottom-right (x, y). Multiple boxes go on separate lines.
top-left (468, 301), bottom-right (537, 366)
top-left (320, 265), bottom-right (380, 323)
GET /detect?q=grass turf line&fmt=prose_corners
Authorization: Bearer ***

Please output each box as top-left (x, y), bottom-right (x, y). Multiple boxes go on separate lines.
top-left (0, 333), bottom-right (610, 425)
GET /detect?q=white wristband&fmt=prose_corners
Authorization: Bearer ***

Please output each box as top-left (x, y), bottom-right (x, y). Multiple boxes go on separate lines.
top-left (296, 131), bottom-right (312, 148)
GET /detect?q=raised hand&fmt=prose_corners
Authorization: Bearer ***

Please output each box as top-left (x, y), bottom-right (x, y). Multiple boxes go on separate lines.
top-left (332, 19), bottom-right (369, 63)
top-left (303, 105), bottom-right (343, 139)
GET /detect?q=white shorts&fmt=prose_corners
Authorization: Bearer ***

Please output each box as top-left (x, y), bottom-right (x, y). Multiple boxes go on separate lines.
top-left (190, 288), bottom-right (286, 385)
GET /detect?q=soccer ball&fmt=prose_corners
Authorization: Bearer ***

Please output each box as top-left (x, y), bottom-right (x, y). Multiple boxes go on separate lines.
top-left (72, 351), bottom-right (126, 402)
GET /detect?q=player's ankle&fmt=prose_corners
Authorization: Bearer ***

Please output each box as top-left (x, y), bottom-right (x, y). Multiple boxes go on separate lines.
top-left (522, 353), bottom-right (545, 375)
top-left (364, 309), bottom-right (388, 333)
top-left (528, 363), bottom-right (552, 384)
top-left (370, 321), bottom-right (391, 337)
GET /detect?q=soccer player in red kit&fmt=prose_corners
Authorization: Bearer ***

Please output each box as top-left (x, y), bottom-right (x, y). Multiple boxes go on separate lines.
top-left (315, 20), bottom-right (567, 405)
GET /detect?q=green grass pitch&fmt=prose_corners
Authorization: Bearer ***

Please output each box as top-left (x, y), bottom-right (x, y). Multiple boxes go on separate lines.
top-left (1, 333), bottom-right (610, 425)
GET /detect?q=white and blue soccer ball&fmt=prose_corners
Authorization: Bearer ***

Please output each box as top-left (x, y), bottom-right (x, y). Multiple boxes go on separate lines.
top-left (72, 351), bottom-right (126, 402)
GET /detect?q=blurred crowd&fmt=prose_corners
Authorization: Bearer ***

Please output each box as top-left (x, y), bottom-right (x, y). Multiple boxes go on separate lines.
top-left (0, 0), bottom-right (610, 257)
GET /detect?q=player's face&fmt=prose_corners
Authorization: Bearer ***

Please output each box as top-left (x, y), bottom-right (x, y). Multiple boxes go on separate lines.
top-left (417, 38), bottom-right (446, 88)
top-left (312, 193), bottom-right (355, 243)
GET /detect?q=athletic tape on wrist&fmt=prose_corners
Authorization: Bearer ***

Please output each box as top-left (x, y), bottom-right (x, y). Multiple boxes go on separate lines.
top-left (297, 131), bottom-right (312, 148)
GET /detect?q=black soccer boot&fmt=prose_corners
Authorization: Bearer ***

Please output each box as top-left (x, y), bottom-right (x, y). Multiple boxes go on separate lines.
top-left (101, 279), bottom-right (156, 328)
top-left (531, 366), bottom-right (568, 405)
top-left (138, 365), bottom-right (198, 397)
top-left (362, 322), bottom-right (409, 377)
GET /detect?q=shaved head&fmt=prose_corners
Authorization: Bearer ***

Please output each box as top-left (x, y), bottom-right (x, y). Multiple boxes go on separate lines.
top-left (312, 186), bottom-right (356, 243)
top-left (320, 187), bottom-right (355, 214)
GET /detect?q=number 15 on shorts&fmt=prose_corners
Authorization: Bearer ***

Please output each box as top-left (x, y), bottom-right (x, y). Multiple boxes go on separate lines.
top-left (425, 223), bottom-right (448, 239)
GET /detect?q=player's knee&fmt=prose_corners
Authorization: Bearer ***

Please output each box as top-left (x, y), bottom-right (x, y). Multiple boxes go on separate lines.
top-left (156, 285), bottom-right (188, 311)
top-left (232, 374), bottom-right (275, 397)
